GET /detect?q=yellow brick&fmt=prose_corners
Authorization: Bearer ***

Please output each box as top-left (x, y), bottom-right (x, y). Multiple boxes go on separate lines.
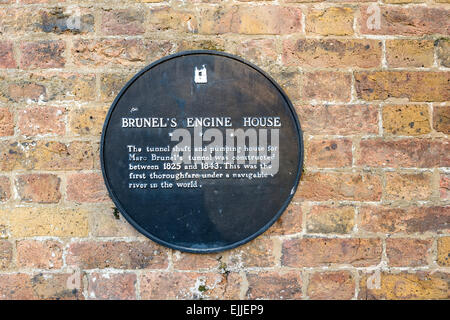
top-left (383, 105), bottom-right (431, 135)
top-left (5, 207), bottom-right (88, 237)
top-left (437, 237), bottom-right (449, 267)
top-left (386, 40), bottom-right (434, 68)
top-left (306, 7), bottom-right (354, 36)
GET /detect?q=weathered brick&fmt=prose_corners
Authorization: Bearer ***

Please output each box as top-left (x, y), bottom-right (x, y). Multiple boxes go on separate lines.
top-left (283, 39), bottom-right (381, 68)
top-left (0, 240), bottom-right (12, 270)
top-left (305, 139), bottom-right (352, 168)
top-left (382, 105), bottom-right (431, 136)
top-left (176, 39), bottom-right (225, 52)
top-left (436, 39), bottom-right (449, 68)
top-left (89, 210), bottom-right (141, 238)
top-left (100, 73), bottom-right (134, 102)
top-left (359, 272), bottom-right (448, 300)
top-left (440, 174), bottom-right (449, 200)
top-left (31, 273), bottom-right (83, 300)
top-left (5, 207), bottom-right (88, 237)
top-left (386, 238), bottom-right (432, 267)
top-left (246, 271), bottom-right (302, 299)
top-left (359, 6), bottom-right (449, 35)
top-left (1, 72), bottom-right (96, 103)
top-left (308, 271), bottom-right (355, 300)
top-left (198, 5), bottom-right (302, 35)
top-left (172, 251), bottom-right (223, 271)
top-left (437, 237), bottom-right (449, 266)
top-left (17, 240), bottom-right (63, 269)
top-left (358, 138), bottom-right (449, 168)
top-left (234, 39), bottom-right (278, 68)
top-left (148, 6), bottom-right (197, 33)
top-left (271, 69), bottom-right (301, 102)
top-left (266, 202), bottom-right (302, 236)
top-left (16, 174), bottom-right (61, 203)
top-left (296, 104), bottom-right (379, 135)
top-left (359, 206), bottom-right (449, 234)
top-left (306, 7), bottom-right (353, 35)
top-left (385, 172), bottom-right (433, 201)
top-left (18, 106), bottom-right (66, 136)
top-left (295, 172), bottom-right (382, 201)
top-left (20, 41), bottom-right (65, 69)
top-left (0, 108), bottom-right (14, 137)
top-left (66, 241), bottom-right (168, 270)
top-left (354, 71), bottom-right (449, 102)
top-left (433, 105), bottom-right (450, 134)
top-left (0, 176), bottom-right (11, 202)
top-left (69, 106), bottom-right (107, 136)
top-left (101, 9), bottom-right (145, 35)
top-left (0, 41), bottom-right (16, 68)
top-left (0, 274), bottom-right (33, 300)
top-left (282, 238), bottom-right (382, 267)
top-left (306, 205), bottom-right (355, 234)
top-left (87, 273), bottom-right (136, 300)
top-left (66, 173), bottom-right (109, 203)
top-left (386, 40), bottom-right (434, 68)
top-left (0, 140), bottom-right (95, 171)
top-left (302, 72), bottom-right (352, 102)
top-left (228, 238), bottom-right (275, 268)
top-left (72, 39), bottom-right (146, 67)
top-left (140, 272), bottom-right (236, 299)
top-left (38, 7), bottom-right (94, 34)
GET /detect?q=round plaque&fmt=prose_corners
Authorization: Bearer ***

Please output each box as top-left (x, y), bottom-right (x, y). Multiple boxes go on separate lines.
top-left (101, 50), bottom-right (303, 253)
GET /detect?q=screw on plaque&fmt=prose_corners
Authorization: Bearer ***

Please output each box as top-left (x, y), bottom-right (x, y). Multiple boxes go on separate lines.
top-left (194, 65), bottom-right (207, 84)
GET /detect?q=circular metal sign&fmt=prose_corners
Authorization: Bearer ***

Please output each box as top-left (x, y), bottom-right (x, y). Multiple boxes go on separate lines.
top-left (101, 50), bottom-right (303, 253)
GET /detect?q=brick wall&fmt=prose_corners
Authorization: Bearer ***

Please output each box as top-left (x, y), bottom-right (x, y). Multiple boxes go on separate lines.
top-left (0, 0), bottom-right (448, 300)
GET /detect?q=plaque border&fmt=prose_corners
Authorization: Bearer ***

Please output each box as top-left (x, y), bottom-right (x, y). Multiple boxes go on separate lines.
top-left (100, 50), bottom-right (304, 253)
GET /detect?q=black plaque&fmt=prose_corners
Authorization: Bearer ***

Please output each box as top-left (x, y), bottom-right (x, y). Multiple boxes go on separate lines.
top-left (101, 50), bottom-right (303, 253)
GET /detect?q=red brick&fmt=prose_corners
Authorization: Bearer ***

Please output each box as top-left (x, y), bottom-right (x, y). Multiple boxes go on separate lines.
top-left (198, 5), bottom-right (302, 35)
top-left (246, 271), bottom-right (302, 299)
top-left (235, 38), bottom-right (278, 68)
top-left (87, 272), bottom-right (136, 300)
top-left (228, 238), bottom-right (275, 268)
top-left (354, 71), bottom-right (450, 102)
top-left (386, 238), bottom-right (432, 267)
top-left (358, 138), bottom-right (449, 168)
top-left (66, 241), bottom-right (169, 270)
top-left (302, 71), bottom-right (352, 102)
top-left (20, 41), bottom-right (65, 69)
top-left (18, 106), bottom-right (65, 136)
top-left (295, 172), bottom-right (382, 201)
top-left (66, 173), bottom-right (109, 203)
top-left (101, 9), bottom-right (145, 35)
top-left (16, 174), bottom-right (61, 203)
top-left (296, 105), bottom-right (379, 135)
top-left (359, 206), bottom-right (449, 234)
top-left (266, 202), bottom-right (302, 236)
top-left (283, 39), bottom-right (381, 68)
top-left (0, 41), bottom-right (16, 68)
top-left (0, 176), bottom-right (10, 202)
top-left (306, 139), bottom-right (352, 168)
top-left (0, 108), bottom-right (14, 137)
top-left (0, 240), bottom-right (12, 270)
top-left (0, 274), bottom-right (33, 300)
top-left (308, 271), bottom-right (355, 300)
top-left (17, 240), bottom-right (63, 269)
top-left (282, 238), bottom-right (382, 267)
top-left (5, 82), bottom-right (46, 103)
top-left (359, 5), bottom-right (449, 36)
